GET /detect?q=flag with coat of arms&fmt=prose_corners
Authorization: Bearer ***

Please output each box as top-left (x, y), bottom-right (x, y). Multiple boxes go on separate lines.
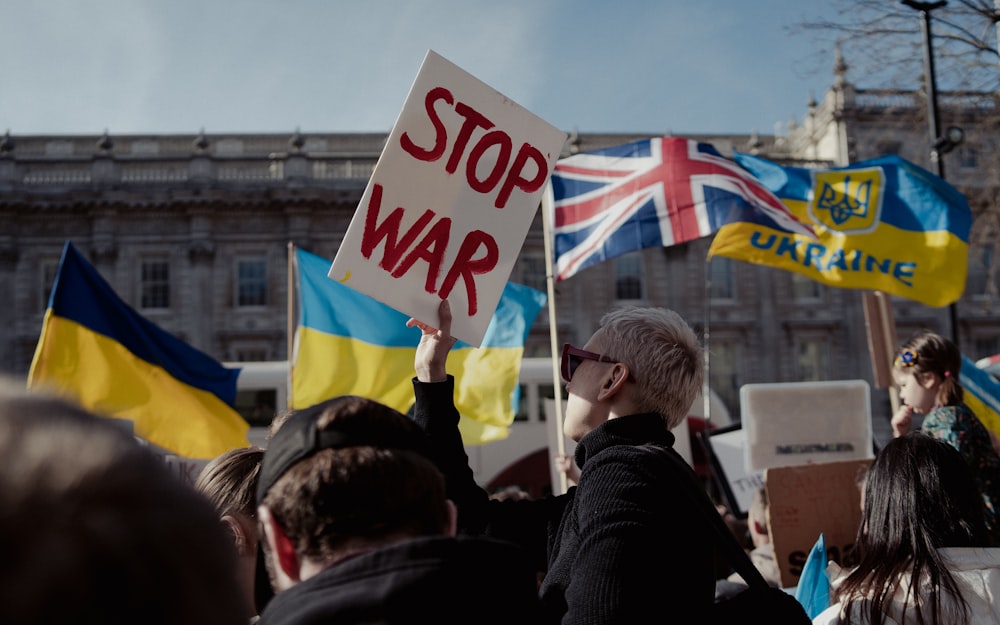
top-left (708, 153), bottom-right (972, 307)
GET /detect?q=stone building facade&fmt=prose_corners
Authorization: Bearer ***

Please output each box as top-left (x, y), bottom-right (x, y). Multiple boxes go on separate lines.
top-left (2, 60), bottom-right (998, 433)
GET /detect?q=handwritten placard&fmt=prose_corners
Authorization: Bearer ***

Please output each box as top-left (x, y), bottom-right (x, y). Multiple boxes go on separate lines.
top-left (766, 459), bottom-right (868, 588)
top-left (700, 424), bottom-right (764, 518)
top-left (329, 50), bottom-right (567, 346)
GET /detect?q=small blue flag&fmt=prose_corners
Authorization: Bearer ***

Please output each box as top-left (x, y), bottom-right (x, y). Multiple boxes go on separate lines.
top-left (795, 532), bottom-right (830, 618)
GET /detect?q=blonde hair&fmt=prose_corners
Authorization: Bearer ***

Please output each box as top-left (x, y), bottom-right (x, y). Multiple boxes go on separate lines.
top-left (596, 306), bottom-right (703, 429)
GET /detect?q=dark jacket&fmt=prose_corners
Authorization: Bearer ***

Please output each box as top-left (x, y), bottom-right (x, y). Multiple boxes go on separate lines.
top-left (257, 534), bottom-right (543, 625)
top-left (412, 376), bottom-right (717, 625)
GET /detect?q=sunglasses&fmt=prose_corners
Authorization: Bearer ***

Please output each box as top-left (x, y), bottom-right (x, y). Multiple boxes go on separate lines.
top-left (561, 343), bottom-right (618, 383)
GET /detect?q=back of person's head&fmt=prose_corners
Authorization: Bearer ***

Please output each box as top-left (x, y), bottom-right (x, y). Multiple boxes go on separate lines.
top-left (257, 395), bottom-right (450, 565)
top-left (195, 445), bottom-right (270, 618)
top-left (894, 329), bottom-right (963, 407)
top-left (596, 306), bottom-right (703, 429)
top-left (0, 379), bottom-right (243, 625)
top-left (838, 432), bottom-right (987, 624)
top-left (196, 445), bottom-right (265, 519)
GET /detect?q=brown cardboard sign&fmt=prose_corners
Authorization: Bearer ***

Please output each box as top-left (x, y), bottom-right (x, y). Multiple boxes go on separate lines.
top-left (765, 458), bottom-right (870, 588)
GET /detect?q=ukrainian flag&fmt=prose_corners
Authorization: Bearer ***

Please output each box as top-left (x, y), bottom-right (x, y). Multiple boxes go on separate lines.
top-left (27, 242), bottom-right (248, 459)
top-left (961, 355), bottom-right (1000, 437)
top-left (708, 154), bottom-right (971, 307)
top-left (292, 247), bottom-right (546, 444)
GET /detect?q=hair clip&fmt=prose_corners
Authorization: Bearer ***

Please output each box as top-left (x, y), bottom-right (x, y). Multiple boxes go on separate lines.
top-left (894, 349), bottom-right (918, 368)
top-left (944, 371), bottom-right (952, 378)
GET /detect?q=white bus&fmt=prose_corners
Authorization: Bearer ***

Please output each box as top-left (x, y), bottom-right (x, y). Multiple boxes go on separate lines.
top-left (229, 358), bottom-right (732, 497)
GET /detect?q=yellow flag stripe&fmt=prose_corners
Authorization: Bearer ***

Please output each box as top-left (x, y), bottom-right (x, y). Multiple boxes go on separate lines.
top-left (28, 312), bottom-right (249, 459)
top-left (292, 326), bottom-right (524, 444)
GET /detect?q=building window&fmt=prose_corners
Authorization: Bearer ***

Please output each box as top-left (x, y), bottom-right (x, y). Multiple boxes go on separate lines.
top-left (876, 141), bottom-right (902, 155)
top-left (708, 257), bottom-right (735, 300)
top-left (40, 259), bottom-right (60, 311)
top-left (958, 145), bottom-right (978, 169)
top-left (967, 244), bottom-right (998, 298)
top-left (235, 348), bottom-right (268, 362)
top-left (519, 253), bottom-right (547, 292)
top-left (797, 338), bottom-right (830, 381)
top-left (708, 339), bottom-right (741, 417)
top-left (237, 257), bottom-right (268, 307)
top-left (791, 272), bottom-right (822, 300)
top-left (140, 259), bottom-right (170, 309)
top-left (614, 253), bottom-right (643, 300)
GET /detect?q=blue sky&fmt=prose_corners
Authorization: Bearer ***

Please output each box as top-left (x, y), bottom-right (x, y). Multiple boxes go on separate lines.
top-left (2, 0), bottom-right (844, 137)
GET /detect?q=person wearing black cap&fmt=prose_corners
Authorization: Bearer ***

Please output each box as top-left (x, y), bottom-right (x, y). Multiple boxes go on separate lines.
top-left (254, 394), bottom-right (543, 625)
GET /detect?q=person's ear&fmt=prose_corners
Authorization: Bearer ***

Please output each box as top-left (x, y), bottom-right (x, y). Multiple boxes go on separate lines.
top-left (918, 372), bottom-right (940, 390)
top-left (221, 514), bottom-right (255, 557)
top-left (258, 505), bottom-right (301, 583)
top-left (597, 363), bottom-right (629, 400)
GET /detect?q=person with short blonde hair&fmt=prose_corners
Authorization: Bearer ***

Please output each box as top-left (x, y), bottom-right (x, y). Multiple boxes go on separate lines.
top-left (409, 302), bottom-right (716, 624)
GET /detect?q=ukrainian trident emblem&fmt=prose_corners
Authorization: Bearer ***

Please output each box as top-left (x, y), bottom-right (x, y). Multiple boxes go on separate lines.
top-left (808, 167), bottom-right (883, 235)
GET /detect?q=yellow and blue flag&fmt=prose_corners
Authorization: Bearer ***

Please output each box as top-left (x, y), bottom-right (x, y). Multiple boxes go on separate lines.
top-left (293, 247), bottom-right (546, 444)
top-left (707, 153), bottom-right (971, 307)
top-left (27, 242), bottom-right (248, 459)
top-left (961, 355), bottom-right (1000, 437)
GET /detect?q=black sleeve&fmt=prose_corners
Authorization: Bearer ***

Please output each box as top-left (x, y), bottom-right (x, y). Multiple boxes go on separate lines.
top-left (411, 375), bottom-right (492, 533)
top-left (411, 375), bottom-right (567, 575)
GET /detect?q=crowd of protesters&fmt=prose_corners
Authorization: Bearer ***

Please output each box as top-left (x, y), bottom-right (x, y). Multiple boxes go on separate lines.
top-left (6, 308), bottom-right (1000, 625)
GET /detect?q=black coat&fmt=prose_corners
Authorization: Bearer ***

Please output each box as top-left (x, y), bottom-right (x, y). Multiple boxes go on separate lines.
top-left (257, 535), bottom-right (543, 625)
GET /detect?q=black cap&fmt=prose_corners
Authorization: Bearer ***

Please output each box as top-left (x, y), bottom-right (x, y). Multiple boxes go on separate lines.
top-left (255, 396), bottom-right (427, 504)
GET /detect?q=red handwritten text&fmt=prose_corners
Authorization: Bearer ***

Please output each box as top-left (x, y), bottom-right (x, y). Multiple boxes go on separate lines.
top-left (399, 86), bottom-right (549, 209)
top-left (361, 184), bottom-right (498, 315)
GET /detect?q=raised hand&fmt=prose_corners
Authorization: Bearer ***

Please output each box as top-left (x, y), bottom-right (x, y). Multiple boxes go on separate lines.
top-left (407, 300), bottom-right (457, 383)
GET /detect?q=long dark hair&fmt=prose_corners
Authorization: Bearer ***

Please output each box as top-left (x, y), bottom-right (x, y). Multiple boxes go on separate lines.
top-left (837, 433), bottom-right (989, 625)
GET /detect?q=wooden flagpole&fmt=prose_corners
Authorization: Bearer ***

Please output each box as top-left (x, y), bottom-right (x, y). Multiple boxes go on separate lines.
top-left (286, 241), bottom-right (295, 411)
top-left (862, 290), bottom-right (900, 415)
top-left (540, 185), bottom-right (568, 494)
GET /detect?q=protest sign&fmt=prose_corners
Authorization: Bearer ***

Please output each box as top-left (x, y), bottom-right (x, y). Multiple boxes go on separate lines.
top-left (766, 458), bottom-right (869, 588)
top-left (700, 424), bottom-right (765, 519)
top-left (741, 380), bottom-right (874, 472)
top-left (329, 50), bottom-right (568, 346)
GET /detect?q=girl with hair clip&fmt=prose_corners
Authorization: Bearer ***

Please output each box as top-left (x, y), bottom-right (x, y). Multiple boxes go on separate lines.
top-left (890, 329), bottom-right (1000, 545)
top-left (813, 433), bottom-right (1000, 625)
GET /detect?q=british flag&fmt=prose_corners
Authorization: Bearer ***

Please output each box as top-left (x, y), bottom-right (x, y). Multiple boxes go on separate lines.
top-left (547, 136), bottom-right (816, 281)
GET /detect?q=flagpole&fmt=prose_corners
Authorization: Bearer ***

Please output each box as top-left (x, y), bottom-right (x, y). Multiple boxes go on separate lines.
top-left (703, 256), bottom-right (711, 431)
top-left (541, 184), bottom-right (568, 495)
top-left (286, 241), bottom-right (295, 411)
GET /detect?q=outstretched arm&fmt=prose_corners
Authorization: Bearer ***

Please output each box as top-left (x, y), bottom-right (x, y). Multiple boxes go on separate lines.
top-left (408, 300), bottom-right (490, 532)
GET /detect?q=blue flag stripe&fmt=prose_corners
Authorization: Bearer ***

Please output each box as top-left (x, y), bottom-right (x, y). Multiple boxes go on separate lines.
top-left (297, 248), bottom-right (545, 350)
top-left (48, 242), bottom-right (240, 405)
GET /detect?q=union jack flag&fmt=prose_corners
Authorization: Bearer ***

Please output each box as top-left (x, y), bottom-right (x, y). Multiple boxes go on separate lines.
top-left (546, 137), bottom-right (816, 281)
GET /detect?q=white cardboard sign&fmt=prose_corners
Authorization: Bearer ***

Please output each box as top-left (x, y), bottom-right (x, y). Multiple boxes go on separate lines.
top-left (329, 50), bottom-right (567, 346)
top-left (741, 379), bottom-right (874, 472)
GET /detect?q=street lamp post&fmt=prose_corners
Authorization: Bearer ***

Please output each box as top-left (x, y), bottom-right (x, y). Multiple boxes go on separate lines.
top-left (901, 0), bottom-right (962, 345)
